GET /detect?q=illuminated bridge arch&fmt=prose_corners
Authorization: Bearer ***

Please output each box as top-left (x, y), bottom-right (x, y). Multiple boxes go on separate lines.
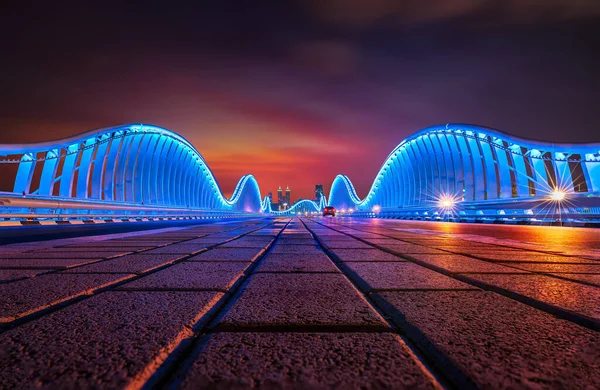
top-left (329, 123), bottom-right (600, 215)
top-left (0, 124), bottom-right (264, 213)
top-left (270, 198), bottom-right (327, 216)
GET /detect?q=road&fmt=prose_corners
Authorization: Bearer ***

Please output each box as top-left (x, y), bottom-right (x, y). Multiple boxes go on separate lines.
top-left (0, 217), bottom-right (598, 389)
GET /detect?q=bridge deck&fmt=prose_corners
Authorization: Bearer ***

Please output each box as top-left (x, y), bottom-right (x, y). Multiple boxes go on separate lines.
top-left (0, 218), bottom-right (598, 389)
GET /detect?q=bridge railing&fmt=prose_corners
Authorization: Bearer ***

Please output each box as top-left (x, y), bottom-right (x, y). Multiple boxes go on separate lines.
top-left (344, 192), bottom-right (600, 224)
top-left (0, 192), bottom-right (262, 221)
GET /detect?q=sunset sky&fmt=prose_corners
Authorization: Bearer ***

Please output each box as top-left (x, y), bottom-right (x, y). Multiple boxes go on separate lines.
top-left (1, 1), bottom-right (599, 200)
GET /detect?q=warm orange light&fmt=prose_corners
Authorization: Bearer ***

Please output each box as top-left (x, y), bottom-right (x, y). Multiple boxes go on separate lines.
top-left (372, 205), bottom-right (381, 212)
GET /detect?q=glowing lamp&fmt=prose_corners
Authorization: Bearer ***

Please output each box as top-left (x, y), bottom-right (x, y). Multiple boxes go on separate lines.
top-left (440, 199), bottom-right (454, 208)
top-left (549, 189), bottom-right (566, 201)
top-left (372, 205), bottom-right (381, 212)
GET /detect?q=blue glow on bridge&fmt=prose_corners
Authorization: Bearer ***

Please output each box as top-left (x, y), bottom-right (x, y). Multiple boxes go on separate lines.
top-left (268, 198), bottom-right (328, 216)
top-left (1, 122), bottom-right (599, 223)
top-left (327, 123), bottom-right (600, 221)
top-left (0, 124), bottom-right (265, 219)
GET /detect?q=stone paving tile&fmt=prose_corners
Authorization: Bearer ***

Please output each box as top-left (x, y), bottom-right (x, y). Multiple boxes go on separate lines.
top-left (27, 247), bottom-right (133, 256)
top-left (464, 273), bottom-right (600, 320)
top-left (199, 234), bottom-right (239, 240)
top-left (0, 291), bottom-right (224, 389)
top-left (105, 239), bottom-right (178, 244)
top-left (63, 242), bottom-right (157, 248)
top-left (187, 248), bottom-right (264, 262)
top-left (184, 238), bottom-right (231, 245)
top-left (362, 238), bottom-right (412, 245)
top-left (0, 273), bottom-right (133, 322)
top-left (138, 244), bottom-right (208, 255)
top-left (63, 254), bottom-right (182, 274)
top-left (0, 257), bottom-right (102, 269)
top-left (309, 231), bottom-right (345, 237)
top-left (426, 242), bottom-right (501, 249)
top-left (216, 273), bottom-right (388, 329)
top-left (410, 254), bottom-right (530, 274)
top-left (450, 246), bottom-right (525, 252)
top-left (0, 269), bottom-right (53, 282)
top-left (431, 245), bottom-right (500, 252)
top-left (118, 262), bottom-right (251, 291)
top-left (0, 252), bottom-right (111, 259)
top-left (269, 244), bottom-right (324, 255)
top-left (508, 262), bottom-right (600, 273)
top-left (248, 230), bottom-right (281, 236)
top-left (552, 273), bottom-right (600, 286)
top-left (316, 238), bottom-right (363, 245)
top-left (374, 291), bottom-right (600, 389)
top-left (146, 234), bottom-right (206, 239)
top-left (463, 252), bottom-right (593, 263)
top-left (257, 253), bottom-right (339, 273)
top-left (321, 239), bottom-right (373, 249)
top-left (377, 244), bottom-right (449, 255)
top-left (280, 234), bottom-right (313, 239)
top-left (348, 233), bottom-right (385, 239)
top-left (218, 237), bottom-right (274, 248)
top-left (329, 248), bottom-right (403, 262)
top-left (344, 262), bottom-right (474, 292)
top-left (276, 237), bottom-right (318, 245)
top-left (179, 332), bottom-right (437, 390)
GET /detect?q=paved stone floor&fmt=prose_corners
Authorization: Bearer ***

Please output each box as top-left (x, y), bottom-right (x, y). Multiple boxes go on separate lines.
top-left (0, 217), bottom-right (598, 389)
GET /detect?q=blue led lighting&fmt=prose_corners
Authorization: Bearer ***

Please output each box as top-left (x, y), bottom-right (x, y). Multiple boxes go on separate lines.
top-left (327, 123), bottom-right (600, 220)
top-left (0, 123), bottom-right (265, 214)
top-left (1, 122), bottom-right (599, 221)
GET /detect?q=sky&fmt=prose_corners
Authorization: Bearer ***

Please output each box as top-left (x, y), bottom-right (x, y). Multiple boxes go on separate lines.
top-left (1, 0), bottom-right (599, 201)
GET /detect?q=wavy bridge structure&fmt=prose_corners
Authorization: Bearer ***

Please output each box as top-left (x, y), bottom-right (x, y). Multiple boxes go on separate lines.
top-left (1, 122), bottom-right (599, 223)
top-left (268, 198), bottom-right (328, 216)
top-left (0, 124), bottom-right (267, 220)
top-left (328, 124), bottom-right (600, 222)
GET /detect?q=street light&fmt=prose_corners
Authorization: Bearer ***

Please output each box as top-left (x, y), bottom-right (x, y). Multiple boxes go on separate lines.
top-left (549, 189), bottom-right (566, 201)
top-left (438, 197), bottom-right (455, 209)
top-left (549, 188), bottom-right (567, 225)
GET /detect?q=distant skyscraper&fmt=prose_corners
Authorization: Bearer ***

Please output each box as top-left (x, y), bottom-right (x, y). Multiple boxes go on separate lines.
top-left (286, 185), bottom-right (291, 205)
top-left (315, 184), bottom-right (323, 201)
top-left (277, 186), bottom-right (283, 203)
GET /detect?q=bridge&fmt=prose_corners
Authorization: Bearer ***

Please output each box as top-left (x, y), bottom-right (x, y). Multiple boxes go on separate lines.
top-left (328, 124), bottom-right (600, 223)
top-left (1, 123), bottom-right (599, 224)
top-left (0, 124), bottom-right (268, 221)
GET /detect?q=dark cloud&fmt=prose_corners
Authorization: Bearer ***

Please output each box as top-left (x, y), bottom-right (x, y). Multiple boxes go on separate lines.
top-left (302, 0), bottom-right (600, 28)
top-left (0, 1), bottom-right (598, 199)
